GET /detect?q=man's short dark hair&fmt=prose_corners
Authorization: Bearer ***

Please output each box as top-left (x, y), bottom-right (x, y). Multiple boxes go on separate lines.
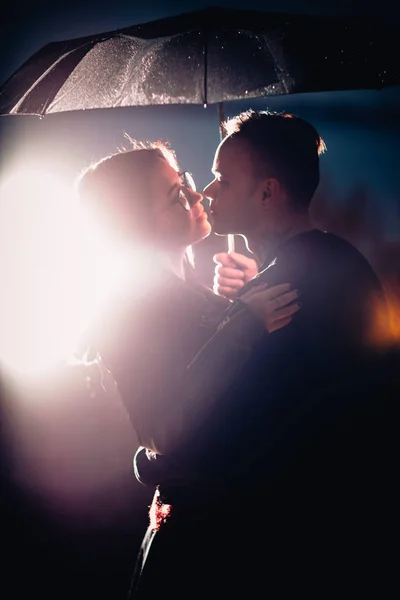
top-left (224, 109), bottom-right (326, 210)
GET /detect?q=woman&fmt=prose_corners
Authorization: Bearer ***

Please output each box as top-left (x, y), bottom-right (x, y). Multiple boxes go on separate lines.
top-left (76, 139), bottom-right (300, 599)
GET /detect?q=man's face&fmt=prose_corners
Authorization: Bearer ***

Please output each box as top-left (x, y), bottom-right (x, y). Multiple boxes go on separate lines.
top-left (203, 137), bottom-right (263, 236)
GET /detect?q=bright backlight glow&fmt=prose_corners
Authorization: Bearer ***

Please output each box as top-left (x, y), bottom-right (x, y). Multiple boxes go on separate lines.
top-left (0, 167), bottom-right (161, 380)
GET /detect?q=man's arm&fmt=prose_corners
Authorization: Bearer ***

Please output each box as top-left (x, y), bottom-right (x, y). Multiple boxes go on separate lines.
top-left (152, 283), bottom-right (300, 455)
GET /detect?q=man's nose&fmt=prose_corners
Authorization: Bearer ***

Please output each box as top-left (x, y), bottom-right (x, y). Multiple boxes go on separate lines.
top-left (203, 179), bottom-right (216, 199)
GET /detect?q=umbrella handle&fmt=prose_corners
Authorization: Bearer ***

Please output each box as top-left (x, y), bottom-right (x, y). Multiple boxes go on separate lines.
top-left (227, 234), bottom-right (235, 253)
top-left (217, 102), bottom-right (235, 254)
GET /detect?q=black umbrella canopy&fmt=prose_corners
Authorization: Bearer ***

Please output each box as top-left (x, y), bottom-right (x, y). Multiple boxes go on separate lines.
top-left (0, 6), bottom-right (398, 117)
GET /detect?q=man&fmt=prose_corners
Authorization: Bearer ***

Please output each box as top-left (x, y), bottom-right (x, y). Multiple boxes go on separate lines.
top-left (131, 110), bottom-right (389, 599)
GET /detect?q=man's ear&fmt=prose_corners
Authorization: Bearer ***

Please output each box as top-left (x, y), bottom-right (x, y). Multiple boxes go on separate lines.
top-left (261, 179), bottom-right (280, 205)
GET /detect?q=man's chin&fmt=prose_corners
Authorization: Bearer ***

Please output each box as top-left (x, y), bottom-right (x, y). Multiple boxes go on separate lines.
top-left (213, 230), bottom-right (231, 237)
top-left (212, 224), bottom-right (234, 236)
top-left (210, 217), bottom-right (229, 236)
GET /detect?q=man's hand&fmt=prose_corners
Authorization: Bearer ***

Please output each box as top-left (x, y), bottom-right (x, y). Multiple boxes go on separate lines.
top-left (213, 251), bottom-right (259, 300)
top-left (241, 283), bottom-right (301, 333)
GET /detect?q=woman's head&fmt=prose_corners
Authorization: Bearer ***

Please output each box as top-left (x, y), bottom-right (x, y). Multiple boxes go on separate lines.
top-left (76, 140), bottom-right (211, 252)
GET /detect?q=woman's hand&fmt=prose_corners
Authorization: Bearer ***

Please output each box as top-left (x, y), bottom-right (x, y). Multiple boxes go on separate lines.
top-left (241, 283), bottom-right (301, 333)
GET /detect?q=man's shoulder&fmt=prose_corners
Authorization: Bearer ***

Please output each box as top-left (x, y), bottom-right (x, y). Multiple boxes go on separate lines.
top-left (280, 229), bottom-right (368, 265)
top-left (260, 229), bottom-right (380, 288)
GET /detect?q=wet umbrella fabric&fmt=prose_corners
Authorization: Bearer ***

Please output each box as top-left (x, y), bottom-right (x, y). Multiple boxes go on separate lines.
top-left (0, 7), bottom-right (398, 117)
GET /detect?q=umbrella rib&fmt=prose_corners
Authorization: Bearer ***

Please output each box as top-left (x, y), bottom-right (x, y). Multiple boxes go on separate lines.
top-left (260, 33), bottom-right (292, 95)
top-left (203, 25), bottom-right (208, 106)
top-left (10, 47), bottom-right (87, 115)
top-left (46, 73), bottom-right (88, 111)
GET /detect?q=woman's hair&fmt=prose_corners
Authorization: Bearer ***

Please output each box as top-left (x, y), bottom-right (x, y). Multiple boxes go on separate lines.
top-left (73, 139), bottom-right (181, 367)
top-left (76, 137), bottom-right (179, 241)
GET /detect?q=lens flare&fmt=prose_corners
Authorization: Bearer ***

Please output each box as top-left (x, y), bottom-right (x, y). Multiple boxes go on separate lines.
top-left (0, 167), bottom-right (162, 380)
top-left (368, 280), bottom-right (400, 349)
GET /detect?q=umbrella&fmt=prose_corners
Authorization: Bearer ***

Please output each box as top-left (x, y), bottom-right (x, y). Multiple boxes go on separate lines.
top-left (0, 6), bottom-right (398, 119)
top-left (0, 6), bottom-right (398, 249)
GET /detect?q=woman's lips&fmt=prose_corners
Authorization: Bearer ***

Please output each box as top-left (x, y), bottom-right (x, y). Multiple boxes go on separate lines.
top-left (193, 206), bottom-right (207, 220)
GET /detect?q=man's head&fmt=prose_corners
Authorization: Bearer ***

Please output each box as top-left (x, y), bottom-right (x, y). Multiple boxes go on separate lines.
top-left (203, 109), bottom-right (326, 238)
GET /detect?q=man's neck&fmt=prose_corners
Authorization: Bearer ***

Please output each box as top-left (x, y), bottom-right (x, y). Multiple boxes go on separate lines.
top-left (246, 215), bottom-right (314, 267)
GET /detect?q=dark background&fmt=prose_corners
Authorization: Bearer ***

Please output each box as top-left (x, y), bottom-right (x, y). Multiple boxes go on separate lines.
top-left (1, 1), bottom-right (399, 598)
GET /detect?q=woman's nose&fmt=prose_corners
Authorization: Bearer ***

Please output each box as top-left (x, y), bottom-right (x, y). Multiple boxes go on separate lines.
top-left (189, 189), bottom-right (204, 206)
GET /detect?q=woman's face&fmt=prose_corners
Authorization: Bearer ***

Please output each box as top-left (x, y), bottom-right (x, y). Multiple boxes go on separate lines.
top-left (148, 155), bottom-right (211, 250)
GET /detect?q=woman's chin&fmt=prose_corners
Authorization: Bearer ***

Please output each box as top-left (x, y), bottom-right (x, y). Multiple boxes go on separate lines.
top-left (193, 220), bottom-right (212, 243)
